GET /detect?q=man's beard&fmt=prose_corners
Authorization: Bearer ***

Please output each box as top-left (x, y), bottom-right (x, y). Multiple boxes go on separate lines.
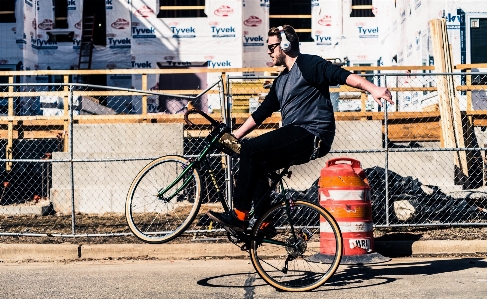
top-left (274, 52), bottom-right (286, 66)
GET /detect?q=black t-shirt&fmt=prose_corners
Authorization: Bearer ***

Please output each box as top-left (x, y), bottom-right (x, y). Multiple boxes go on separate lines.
top-left (251, 54), bottom-right (351, 148)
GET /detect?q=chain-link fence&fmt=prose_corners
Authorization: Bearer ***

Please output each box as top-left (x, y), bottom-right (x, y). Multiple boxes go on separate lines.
top-left (0, 78), bottom-right (228, 237)
top-left (1, 71), bottom-right (487, 238)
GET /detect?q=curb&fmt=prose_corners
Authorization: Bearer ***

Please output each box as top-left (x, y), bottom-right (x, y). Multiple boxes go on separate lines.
top-left (0, 244), bottom-right (80, 261)
top-left (375, 240), bottom-right (487, 256)
top-left (1, 240), bottom-right (487, 262)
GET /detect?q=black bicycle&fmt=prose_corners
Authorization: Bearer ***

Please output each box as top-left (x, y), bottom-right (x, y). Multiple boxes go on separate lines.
top-left (125, 104), bottom-right (343, 291)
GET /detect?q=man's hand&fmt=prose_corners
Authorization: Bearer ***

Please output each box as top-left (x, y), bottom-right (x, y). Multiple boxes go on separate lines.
top-left (369, 85), bottom-right (394, 106)
top-left (345, 73), bottom-right (394, 106)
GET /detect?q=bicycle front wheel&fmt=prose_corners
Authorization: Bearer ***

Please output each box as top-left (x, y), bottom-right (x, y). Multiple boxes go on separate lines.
top-left (250, 200), bottom-right (343, 292)
top-left (125, 155), bottom-right (201, 243)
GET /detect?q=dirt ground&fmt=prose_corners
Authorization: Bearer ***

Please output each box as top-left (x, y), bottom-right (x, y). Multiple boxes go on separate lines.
top-left (1, 213), bottom-right (487, 245)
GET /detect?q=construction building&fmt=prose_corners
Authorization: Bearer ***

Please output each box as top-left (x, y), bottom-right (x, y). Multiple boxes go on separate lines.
top-left (0, 0), bottom-right (486, 112)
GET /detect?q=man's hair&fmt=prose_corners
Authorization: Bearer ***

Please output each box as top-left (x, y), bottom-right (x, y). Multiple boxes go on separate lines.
top-left (268, 25), bottom-right (300, 52)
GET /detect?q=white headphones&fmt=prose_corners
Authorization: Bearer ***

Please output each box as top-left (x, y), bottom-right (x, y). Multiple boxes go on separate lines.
top-left (278, 26), bottom-right (291, 52)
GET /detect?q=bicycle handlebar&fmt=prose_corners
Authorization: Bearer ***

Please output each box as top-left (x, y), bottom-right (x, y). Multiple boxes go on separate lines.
top-left (183, 102), bottom-right (220, 127)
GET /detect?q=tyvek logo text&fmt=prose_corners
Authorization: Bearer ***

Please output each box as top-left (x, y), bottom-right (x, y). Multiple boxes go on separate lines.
top-left (132, 61), bottom-right (152, 68)
top-left (444, 13), bottom-right (460, 29)
top-left (31, 37), bottom-right (58, 49)
top-left (171, 26), bottom-right (196, 38)
top-left (358, 26), bottom-right (378, 38)
top-left (211, 26), bottom-right (236, 38)
top-left (315, 35), bottom-right (332, 45)
top-left (243, 35), bottom-right (264, 46)
top-left (132, 27), bottom-right (156, 38)
top-left (108, 37), bottom-right (131, 48)
top-left (207, 60), bottom-right (232, 68)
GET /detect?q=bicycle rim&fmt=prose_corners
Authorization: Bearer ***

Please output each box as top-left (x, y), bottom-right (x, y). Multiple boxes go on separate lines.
top-left (250, 200), bottom-right (343, 292)
top-left (125, 155), bottom-right (201, 243)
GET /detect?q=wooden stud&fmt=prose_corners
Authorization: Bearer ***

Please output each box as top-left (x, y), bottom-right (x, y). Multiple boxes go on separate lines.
top-left (141, 74), bottom-right (148, 118)
top-left (360, 71), bottom-right (367, 120)
top-left (466, 68), bottom-right (472, 112)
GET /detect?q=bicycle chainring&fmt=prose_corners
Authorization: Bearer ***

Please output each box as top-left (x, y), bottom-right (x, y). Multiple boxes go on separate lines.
top-left (225, 227), bottom-right (250, 251)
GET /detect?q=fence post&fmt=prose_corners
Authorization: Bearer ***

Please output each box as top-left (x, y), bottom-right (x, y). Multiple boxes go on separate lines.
top-left (69, 84), bottom-right (76, 234)
top-left (384, 74), bottom-right (390, 227)
top-left (63, 75), bottom-right (70, 152)
top-left (222, 73), bottom-right (234, 209)
top-left (6, 76), bottom-right (13, 171)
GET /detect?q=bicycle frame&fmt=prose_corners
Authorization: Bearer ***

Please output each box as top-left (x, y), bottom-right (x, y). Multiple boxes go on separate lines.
top-left (170, 106), bottom-right (311, 248)
top-left (156, 122), bottom-right (231, 213)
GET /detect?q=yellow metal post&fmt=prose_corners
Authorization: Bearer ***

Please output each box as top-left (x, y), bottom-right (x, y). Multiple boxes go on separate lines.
top-left (63, 75), bottom-right (70, 152)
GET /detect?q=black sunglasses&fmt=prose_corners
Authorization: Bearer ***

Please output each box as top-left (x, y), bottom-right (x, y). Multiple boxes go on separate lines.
top-left (267, 43), bottom-right (280, 52)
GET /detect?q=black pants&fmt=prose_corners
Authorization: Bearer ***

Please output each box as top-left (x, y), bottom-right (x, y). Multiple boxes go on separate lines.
top-left (233, 125), bottom-right (331, 212)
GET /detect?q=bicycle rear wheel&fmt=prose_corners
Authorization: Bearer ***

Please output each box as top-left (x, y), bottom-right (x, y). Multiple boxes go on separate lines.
top-left (250, 200), bottom-right (342, 292)
top-left (125, 155), bottom-right (201, 243)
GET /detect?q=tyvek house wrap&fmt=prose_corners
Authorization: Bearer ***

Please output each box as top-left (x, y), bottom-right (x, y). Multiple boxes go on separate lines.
top-left (129, 0), bottom-right (243, 113)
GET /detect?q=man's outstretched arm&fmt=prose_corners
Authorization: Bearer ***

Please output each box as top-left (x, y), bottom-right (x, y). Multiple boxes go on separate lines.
top-left (346, 73), bottom-right (394, 106)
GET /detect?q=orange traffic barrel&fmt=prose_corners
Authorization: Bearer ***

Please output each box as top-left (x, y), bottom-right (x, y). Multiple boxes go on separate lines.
top-left (314, 157), bottom-right (389, 264)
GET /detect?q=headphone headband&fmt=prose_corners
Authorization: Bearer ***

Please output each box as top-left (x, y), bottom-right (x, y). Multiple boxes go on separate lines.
top-left (278, 26), bottom-right (291, 52)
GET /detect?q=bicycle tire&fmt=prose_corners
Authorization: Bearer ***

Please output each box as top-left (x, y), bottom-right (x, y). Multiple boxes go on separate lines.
top-left (125, 155), bottom-right (202, 243)
top-left (250, 200), bottom-right (343, 292)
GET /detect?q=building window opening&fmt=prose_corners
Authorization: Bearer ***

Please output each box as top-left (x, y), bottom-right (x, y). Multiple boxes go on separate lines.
top-left (158, 0), bottom-right (207, 18)
top-left (350, 0), bottom-right (375, 18)
top-left (269, 0), bottom-right (312, 42)
top-left (54, 0), bottom-right (69, 29)
top-left (0, 0), bottom-right (16, 23)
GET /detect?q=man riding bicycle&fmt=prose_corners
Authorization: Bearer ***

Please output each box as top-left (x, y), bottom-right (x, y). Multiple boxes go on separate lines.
top-left (208, 25), bottom-right (394, 231)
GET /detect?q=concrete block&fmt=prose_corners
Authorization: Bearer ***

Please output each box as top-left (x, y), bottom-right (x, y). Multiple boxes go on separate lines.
top-left (0, 205), bottom-right (43, 215)
top-left (49, 123), bottom-right (184, 214)
top-left (70, 123), bottom-right (183, 154)
top-left (334, 120), bottom-right (383, 150)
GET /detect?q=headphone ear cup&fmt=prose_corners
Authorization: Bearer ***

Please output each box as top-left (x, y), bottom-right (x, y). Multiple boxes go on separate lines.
top-left (278, 26), bottom-right (291, 52)
top-left (281, 38), bottom-right (291, 52)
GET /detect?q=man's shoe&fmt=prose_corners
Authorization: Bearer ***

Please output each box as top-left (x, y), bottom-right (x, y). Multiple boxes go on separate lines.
top-left (207, 210), bottom-right (248, 232)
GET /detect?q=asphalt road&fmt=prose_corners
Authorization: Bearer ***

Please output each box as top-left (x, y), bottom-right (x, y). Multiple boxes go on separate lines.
top-left (1, 257), bottom-right (486, 298)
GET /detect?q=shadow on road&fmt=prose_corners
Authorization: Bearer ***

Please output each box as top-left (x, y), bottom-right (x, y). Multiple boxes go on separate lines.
top-left (197, 258), bottom-right (487, 291)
